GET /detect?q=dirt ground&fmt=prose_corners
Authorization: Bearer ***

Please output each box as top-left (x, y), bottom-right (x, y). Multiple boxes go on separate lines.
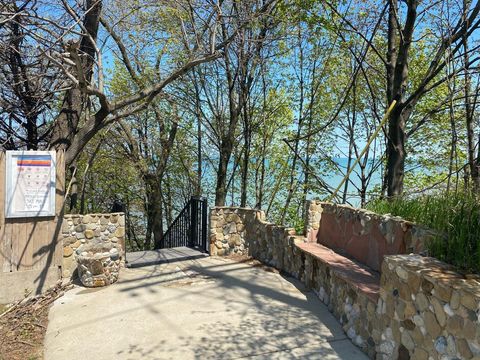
top-left (0, 283), bottom-right (69, 360)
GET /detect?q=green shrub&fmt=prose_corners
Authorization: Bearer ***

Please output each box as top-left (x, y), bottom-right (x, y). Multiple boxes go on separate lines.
top-left (367, 193), bottom-right (480, 274)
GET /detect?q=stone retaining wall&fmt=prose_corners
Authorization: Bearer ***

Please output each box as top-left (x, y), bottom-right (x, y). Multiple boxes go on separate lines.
top-left (61, 213), bottom-right (125, 278)
top-left (210, 207), bottom-right (256, 256)
top-left (306, 200), bottom-right (434, 271)
top-left (377, 255), bottom-right (480, 360)
top-left (302, 248), bottom-right (378, 357)
top-left (209, 207), bottom-right (304, 277)
top-left (210, 205), bottom-right (480, 359)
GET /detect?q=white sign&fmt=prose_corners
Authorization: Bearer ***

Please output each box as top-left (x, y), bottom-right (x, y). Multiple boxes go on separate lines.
top-left (5, 150), bottom-right (56, 218)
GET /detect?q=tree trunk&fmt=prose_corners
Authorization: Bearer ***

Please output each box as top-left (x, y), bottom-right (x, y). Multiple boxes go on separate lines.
top-left (446, 75), bottom-right (458, 193)
top-left (9, 15), bottom-right (39, 150)
top-left (215, 142), bottom-right (232, 206)
top-left (193, 72), bottom-right (203, 196)
top-left (343, 136), bottom-right (354, 204)
top-left (240, 126), bottom-right (251, 207)
top-left (49, 0), bottom-right (102, 161)
top-left (69, 163), bottom-right (78, 212)
top-left (302, 59), bottom-right (317, 219)
top-left (360, 185), bottom-right (367, 207)
top-left (385, 0), bottom-right (417, 198)
top-left (255, 73), bottom-right (268, 209)
top-left (144, 175), bottom-right (164, 249)
top-left (463, 0), bottom-right (480, 192)
top-left (281, 26), bottom-right (304, 224)
top-left (255, 139), bottom-right (267, 209)
top-left (164, 174), bottom-right (173, 225)
top-left (343, 71), bottom-right (356, 204)
top-left (152, 194), bottom-right (164, 249)
top-left (386, 106), bottom-right (407, 197)
top-left (144, 218), bottom-right (152, 250)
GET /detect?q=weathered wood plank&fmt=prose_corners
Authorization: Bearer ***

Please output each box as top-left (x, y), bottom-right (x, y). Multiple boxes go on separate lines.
top-left (0, 222), bottom-right (4, 273)
top-left (0, 152), bottom-right (5, 272)
top-left (11, 219), bottom-right (26, 272)
top-left (32, 219), bottom-right (48, 270)
top-left (2, 222), bottom-right (13, 273)
top-left (22, 219), bottom-right (35, 270)
top-left (53, 150), bottom-right (65, 268)
top-left (0, 152), bottom-right (5, 225)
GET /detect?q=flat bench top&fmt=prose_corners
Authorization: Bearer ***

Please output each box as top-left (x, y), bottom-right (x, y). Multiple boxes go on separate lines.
top-left (296, 242), bottom-right (380, 302)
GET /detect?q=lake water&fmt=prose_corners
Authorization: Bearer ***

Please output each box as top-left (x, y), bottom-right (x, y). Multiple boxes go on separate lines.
top-left (201, 157), bottom-right (384, 207)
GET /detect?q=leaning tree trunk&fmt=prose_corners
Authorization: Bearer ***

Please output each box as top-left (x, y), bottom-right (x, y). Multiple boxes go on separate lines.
top-left (49, 0), bottom-right (102, 164)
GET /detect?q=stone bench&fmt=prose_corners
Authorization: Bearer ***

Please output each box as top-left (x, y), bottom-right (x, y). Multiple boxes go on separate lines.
top-left (296, 242), bottom-right (380, 302)
top-left (295, 241), bottom-right (380, 356)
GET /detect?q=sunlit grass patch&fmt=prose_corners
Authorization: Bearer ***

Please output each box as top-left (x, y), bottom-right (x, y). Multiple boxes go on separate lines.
top-left (368, 193), bottom-right (480, 274)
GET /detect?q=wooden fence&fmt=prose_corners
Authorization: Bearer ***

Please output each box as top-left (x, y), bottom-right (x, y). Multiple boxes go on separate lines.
top-left (0, 151), bottom-right (65, 303)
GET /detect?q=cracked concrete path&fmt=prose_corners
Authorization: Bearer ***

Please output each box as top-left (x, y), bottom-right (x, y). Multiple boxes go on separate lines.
top-left (44, 256), bottom-right (368, 360)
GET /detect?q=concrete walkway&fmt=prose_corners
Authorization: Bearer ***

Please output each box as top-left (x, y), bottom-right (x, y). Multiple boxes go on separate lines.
top-left (45, 257), bottom-right (368, 360)
top-left (126, 247), bottom-right (209, 268)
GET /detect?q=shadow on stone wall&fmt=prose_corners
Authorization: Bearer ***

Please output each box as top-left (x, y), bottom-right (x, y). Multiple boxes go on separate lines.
top-left (209, 204), bottom-right (480, 359)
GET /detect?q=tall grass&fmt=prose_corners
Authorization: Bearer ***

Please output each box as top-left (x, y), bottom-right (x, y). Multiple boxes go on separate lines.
top-left (367, 194), bottom-right (480, 274)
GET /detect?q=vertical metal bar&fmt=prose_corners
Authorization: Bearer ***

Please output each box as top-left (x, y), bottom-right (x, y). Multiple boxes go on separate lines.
top-left (185, 206), bottom-right (188, 247)
top-left (190, 198), bottom-right (198, 248)
top-left (184, 201), bottom-right (188, 247)
top-left (195, 202), bottom-right (198, 248)
top-left (199, 201), bottom-right (202, 248)
top-left (201, 197), bottom-right (208, 252)
top-left (184, 200), bottom-right (188, 247)
top-left (183, 206), bottom-right (186, 247)
top-left (197, 203), bottom-right (200, 248)
top-left (177, 215), bottom-right (183, 247)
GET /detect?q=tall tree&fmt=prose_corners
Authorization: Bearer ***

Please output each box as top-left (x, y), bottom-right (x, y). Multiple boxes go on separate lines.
top-left (384, 0), bottom-right (480, 197)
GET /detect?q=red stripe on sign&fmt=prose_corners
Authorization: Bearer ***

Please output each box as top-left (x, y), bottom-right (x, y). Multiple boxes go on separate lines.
top-left (17, 161), bottom-right (51, 165)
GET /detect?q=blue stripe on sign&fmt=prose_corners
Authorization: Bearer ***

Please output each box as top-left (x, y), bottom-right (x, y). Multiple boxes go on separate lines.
top-left (17, 155), bottom-right (51, 160)
top-left (18, 164), bottom-right (51, 167)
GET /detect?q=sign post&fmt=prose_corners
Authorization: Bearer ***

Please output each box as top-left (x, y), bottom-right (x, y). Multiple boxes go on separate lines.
top-left (5, 150), bottom-right (56, 218)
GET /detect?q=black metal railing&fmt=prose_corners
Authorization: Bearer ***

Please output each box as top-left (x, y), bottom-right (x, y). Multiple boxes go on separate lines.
top-left (161, 197), bottom-right (208, 252)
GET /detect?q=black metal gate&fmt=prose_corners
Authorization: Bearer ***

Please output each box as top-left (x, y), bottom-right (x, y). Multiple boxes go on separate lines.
top-left (161, 197), bottom-right (208, 252)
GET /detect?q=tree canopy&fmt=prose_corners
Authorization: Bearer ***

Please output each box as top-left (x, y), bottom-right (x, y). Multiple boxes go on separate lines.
top-left (1, 0), bottom-right (480, 249)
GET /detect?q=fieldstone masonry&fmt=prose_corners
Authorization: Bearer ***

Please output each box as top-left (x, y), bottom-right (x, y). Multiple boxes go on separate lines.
top-left (61, 213), bottom-right (125, 286)
top-left (210, 207), bottom-right (262, 256)
top-left (377, 255), bottom-right (480, 360)
top-left (210, 206), bottom-right (305, 276)
top-left (210, 203), bottom-right (480, 359)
